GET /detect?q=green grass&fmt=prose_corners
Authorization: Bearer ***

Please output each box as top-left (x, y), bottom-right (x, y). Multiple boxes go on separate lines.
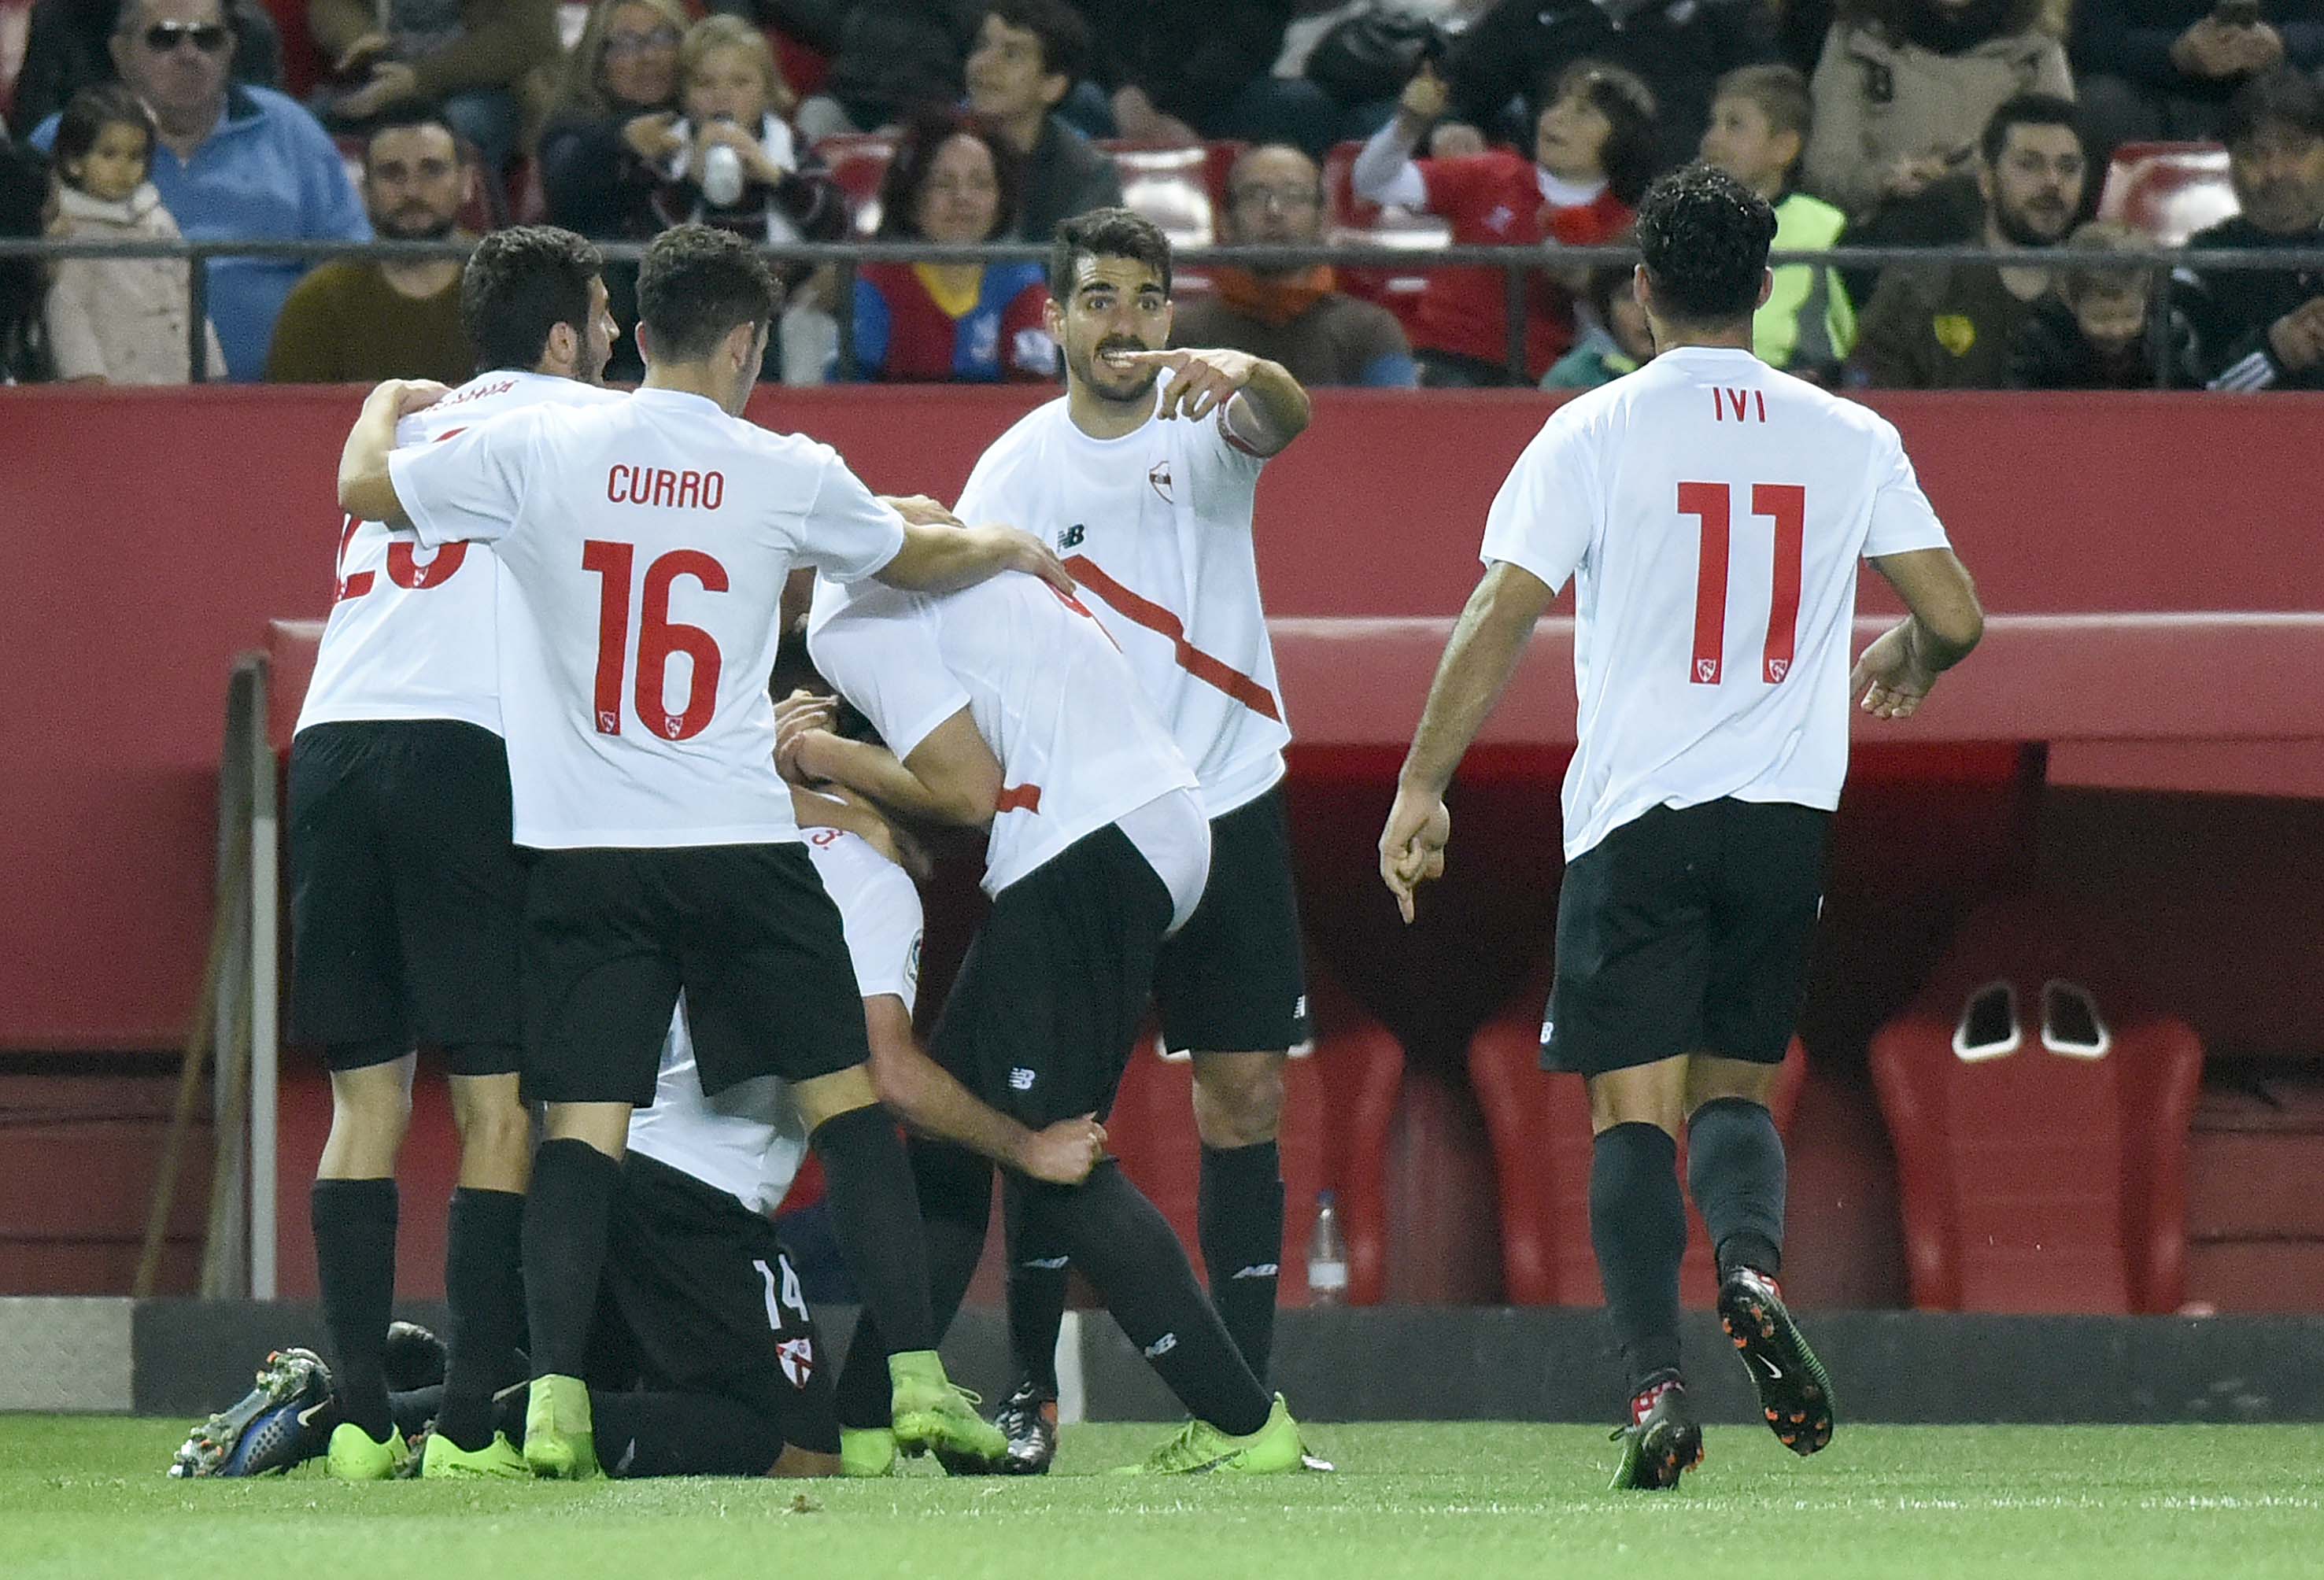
top-left (5, 1417), bottom-right (2321, 1579)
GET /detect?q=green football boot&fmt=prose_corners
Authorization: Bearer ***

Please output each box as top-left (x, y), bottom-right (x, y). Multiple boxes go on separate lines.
top-left (1115, 1394), bottom-right (1305, 1475)
top-left (888, 1350), bottom-right (1007, 1467)
top-left (324, 1420), bottom-right (411, 1482)
top-left (840, 1426), bottom-right (898, 1478)
top-left (522, 1374), bottom-right (599, 1480)
top-left (420, 1430), bottom-right (530, 1479)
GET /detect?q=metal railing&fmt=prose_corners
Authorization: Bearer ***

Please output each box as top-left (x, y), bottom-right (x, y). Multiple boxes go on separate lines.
top-left (7, 234), bottom-right (2323, 387)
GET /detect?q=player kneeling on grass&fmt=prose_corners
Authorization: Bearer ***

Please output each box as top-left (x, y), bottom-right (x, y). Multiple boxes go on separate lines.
top-left (788, 548), bottom-right (1305, 1477)
top-left (176, 781), bottom-right (1107, 1480)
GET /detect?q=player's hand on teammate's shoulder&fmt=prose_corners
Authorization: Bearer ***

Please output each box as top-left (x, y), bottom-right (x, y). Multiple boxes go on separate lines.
top-left (1849, 623), bottom-right (1940, 721)
top-left (976, 524), bottom-right (1077, 594)
top-left (880, 493), bottom-right (966, 529)
top-left (379, 378), bottom-right (451, 418)
top-left (1377, 784), bottom-right (1452, 925)
top-left (1016, 1113), bottom-right (1109, 1185)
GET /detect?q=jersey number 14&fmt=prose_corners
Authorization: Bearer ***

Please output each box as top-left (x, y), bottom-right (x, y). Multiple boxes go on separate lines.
top-left (1678, 482), bottom-right (1804, 686)
top-left (582, 541), bottom-right (728, 740)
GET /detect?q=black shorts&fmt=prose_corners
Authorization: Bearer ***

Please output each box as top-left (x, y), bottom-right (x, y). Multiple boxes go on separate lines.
top-left (522, 842), bottom-right (870, 1107)
top-left (1543, 798), bottom-right (1831, 1079)
top-left (587, 1151), bottom-right (837, 1456)
top-left (933, 824), bottom-right (1175, 1128)
top-left (1153, 786), bottom-right (1310, 1056)
top-left (286, 719), bottom-right (524, 1072)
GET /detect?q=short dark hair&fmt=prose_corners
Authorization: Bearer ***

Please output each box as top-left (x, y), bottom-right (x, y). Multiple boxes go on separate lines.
top-left (2222, 67), bottom-right (2324, 150)
top-left (1047, 205), bottom-right (1171, 301)
top-left (362, 102), bottom-right (462, 173)
top-left (637, 223), bottom-right (778, 362)
top-left (461, 225), bottom-right (603, 375)
top-left (1980, 93), bottom-right (2082, 168)
top-left (54, 83), bottom-right (155, 172)
top-left (1541, 59), bottom-right (1662, 209)
top-left (875, 107), bottom-right (1024, 243)
top-left (1635, 163), bottom-right (1776, 325)
top-left (985, 0), bottom-right (1091, 81)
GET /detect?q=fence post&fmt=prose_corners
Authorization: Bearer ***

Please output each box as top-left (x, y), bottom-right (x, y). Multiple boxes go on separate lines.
top-left (1504, 261), bottom-right (1528, 384)
top-left (246, 657), bottom-right (279, 1298)
top-left (188, 247), bottom-right (211, 384)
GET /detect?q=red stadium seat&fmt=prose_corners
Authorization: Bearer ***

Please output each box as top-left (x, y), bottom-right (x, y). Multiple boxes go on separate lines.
top-left (1469, 1016), bottom-right (1806, 1306)
top-left (1868, 895), bottom-right (2205, 1315)
top-left (1098, 141), bottom-right (1236, 249)
top-left (260, 0), bottom-right (327, 101)
top-left (1104, 959), bottom-right (1403, 1305)
top-left (0, 0), bottom-right (32, 120)
top-left (2097, 142), bottom-right (2237, 247)
top-left (1319, 138), bottom-right (1448, 325)
top-left (814, 132), bottom-right (896, 237)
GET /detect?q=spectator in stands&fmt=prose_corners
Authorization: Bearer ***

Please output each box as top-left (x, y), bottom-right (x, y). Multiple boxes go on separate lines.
top-left (27, 0), bottom-right (370, 382)
top-left (644, 16), bottom-right (842, 245)
top-left (2073, 1), bottom-right (2324, 158)
top-left (790, 2), bottom-right (980, 139)
top-left (537, 0), bottom-right (685, 239)
top-left (1700, 63), bottom-right (1855, 379)
top-left (1354, 57), bottom-right (1655, 384)
top-left (2009, 220), bottom-right (2188, 388)
top-left (965, 0), bottom-right (1121, 241)
top-left (1076, 0), bottom-right (1345, 153)
top-left (307, 0), bottom-right (561, 179)
top-left (264, 105), bottom-right (474, 382)
top-left (1170, 142), bottom-right (1417, 386)
top-left (43, 83), bottom-right (227, 382)
top-left (1436, 0), bottom-right (1779, 168)
top-left (1541, 262), bottom-right (1656, 386)
top-left (1850, 91), bottom-right (2086, 386)
top-left (11, 0), bottom-right (281, 137)
top-left (2171, 67), bottom-right (2324, 391)
top-left (1803, 0), bottom-right (2073, 223)
top-left (0, 142), bottom-right (61, 384)
top-left (845, 107), bottom-right (1056, 380)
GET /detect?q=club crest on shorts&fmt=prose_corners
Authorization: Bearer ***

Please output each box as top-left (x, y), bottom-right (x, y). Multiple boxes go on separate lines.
top-left (1147, 461), bottom-right (1173, 504)
top-left (777, 1336), bottom-right (815, 1388)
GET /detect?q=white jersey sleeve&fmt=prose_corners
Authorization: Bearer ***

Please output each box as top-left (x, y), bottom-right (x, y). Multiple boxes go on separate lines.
top-left (1863, 424), bottom-right (1953, 558)
top-left (1479, 404), bottom-right (1599, 595)
top-left (389, 406), bottom-right (550, 548)
top-left (797, 449), bottom-right (908, 583)
top-left (806, 578), bottom-right (972, 762)
top-left (808, 828), bottom-right (924, 1011)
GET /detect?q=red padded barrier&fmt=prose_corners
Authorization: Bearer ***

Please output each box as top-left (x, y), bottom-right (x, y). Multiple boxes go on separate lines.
top-left (1098, 963), bottom-right (1403, 1306)
top-left (1469, 1025), bottom-right (1805, 1306)
top-left (1869, 897), bottom-right (2206, 1313)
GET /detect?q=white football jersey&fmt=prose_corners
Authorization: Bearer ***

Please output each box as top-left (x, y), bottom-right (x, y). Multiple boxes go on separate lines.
top-left (806, 568), bottom-right (1202, 909)
top-left (955, 375), bottom-right (1291, 816)
top-left (1480, 346), bottom-right (1951, 862)
top-left (626, 823), bottom-right (922, 1215)
top-left (297, 371), bottom-right (623, 736)
top-left (390, 387), bottom-right (907, 849)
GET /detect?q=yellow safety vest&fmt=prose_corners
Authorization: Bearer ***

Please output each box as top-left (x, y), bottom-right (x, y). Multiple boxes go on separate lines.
top-left (1757, 193), bottom-right (1855, 371)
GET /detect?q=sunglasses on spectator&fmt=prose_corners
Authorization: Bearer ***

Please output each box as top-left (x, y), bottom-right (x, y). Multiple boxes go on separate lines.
top-left (142, 21), bottom-right (231, 54)
top-left (605, 26), bottom-right (682, 56)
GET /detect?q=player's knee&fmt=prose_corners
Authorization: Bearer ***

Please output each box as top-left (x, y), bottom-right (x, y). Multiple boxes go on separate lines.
top-left (1191, 1053), bottom-right (1285, 1148)
top-left (1683, 1058), bottom-right (1780, 1117)
top-left (1587, 1065), bottom-right (1686, 1139)
top-left (449, 1077), bottom-right (532, 1161)
top-left (327, 1059), bottom-right (414, 1133)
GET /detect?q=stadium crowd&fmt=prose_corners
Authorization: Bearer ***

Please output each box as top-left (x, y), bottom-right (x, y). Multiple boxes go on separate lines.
top-left (2, 0), bottom-right (2323, 392)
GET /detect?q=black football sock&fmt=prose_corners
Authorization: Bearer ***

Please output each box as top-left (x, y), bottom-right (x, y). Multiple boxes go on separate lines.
top-left (587, 1390), bottom-right (793, 1478)
top-left (310, 1176), bottom-right (398, 1442)
top-left (519, 1139), bottom-right (619, 1380)
top-left (811, 1106), bottom-right (937, 1355)
top-left (1687, 1096), bottom-right (1787, 1281)
top-left (390, 1385), bottom-right (442, 1443)
top-left (1018, 1162), bottom-right (1272, 1438)
top-left (1589, 1122), bottom-right (1687, 1393)
top-left (832, 1135), bottom-right (992, 1431)
top-left (1003, 1183), bottom-right (1068, 1396)
top-left (434, 1186), bottom-right (527, 1451)
top-left (1198, 1139), bottom-right (1285, 1390)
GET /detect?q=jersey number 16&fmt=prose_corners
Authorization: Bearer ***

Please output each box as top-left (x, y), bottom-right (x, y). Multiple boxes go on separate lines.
top-left (1679, 482), bottom-right (1805, 686)
top-left (582, 541), bottom-right (729, 741)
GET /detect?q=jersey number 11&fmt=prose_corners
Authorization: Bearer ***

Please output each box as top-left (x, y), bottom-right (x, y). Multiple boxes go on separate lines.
top-left (1678, 482), bottom-right (1804, 686)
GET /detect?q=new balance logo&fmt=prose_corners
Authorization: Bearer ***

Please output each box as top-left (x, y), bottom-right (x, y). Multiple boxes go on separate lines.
top-left (1145, 1332), bottom-right (1178, 1358)
top-left (1292, 995), bottom-right (1308, 1021)
top-left (1022, 1255), bottom-right (1070, 1271)
top-left (1009, 1067), bottom-right (1037, 1091)
top-left (1059, 522), bottom-right (1085, 551)
top-left (1232, 1264), bottom-right (1278, 1280)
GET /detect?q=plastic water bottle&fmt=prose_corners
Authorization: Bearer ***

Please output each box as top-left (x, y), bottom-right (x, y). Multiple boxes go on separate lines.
top-left (1306, 1191), bottom-right (1349, 1306)
top-left (701, 140), bottom-right (745, 208)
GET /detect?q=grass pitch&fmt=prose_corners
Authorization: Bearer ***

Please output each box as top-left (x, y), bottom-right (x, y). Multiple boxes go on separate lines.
top-left (4, 1416), bottom-right (2320, 1580)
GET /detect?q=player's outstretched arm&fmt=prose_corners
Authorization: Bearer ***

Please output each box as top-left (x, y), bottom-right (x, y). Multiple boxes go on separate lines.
top-left (876, 519), bottom-right (1074, 596)
top-left (1110, 346), bottom-right (1311, 452)
top-left (335, 378), bottom-right (448, 525)
top-left (1853, 548), bottom-right (1984, 721)
top-left (1380, 559), bottom-right (1557, 923)
top-left (863, 995), bottom-right (1107, 1185)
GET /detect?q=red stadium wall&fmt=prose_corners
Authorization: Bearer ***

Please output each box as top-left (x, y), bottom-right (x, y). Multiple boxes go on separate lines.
top-left (4, 386), bottom-right (2322, 1307)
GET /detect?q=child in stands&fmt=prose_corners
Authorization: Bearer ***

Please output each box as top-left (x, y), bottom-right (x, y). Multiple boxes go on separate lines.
top-left (1699, 65), bottom-right (1855, 383)
top-left (2009, 222), bottom-right (2189, 389)
top-left (43, 85), bottom-right (226, 384)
